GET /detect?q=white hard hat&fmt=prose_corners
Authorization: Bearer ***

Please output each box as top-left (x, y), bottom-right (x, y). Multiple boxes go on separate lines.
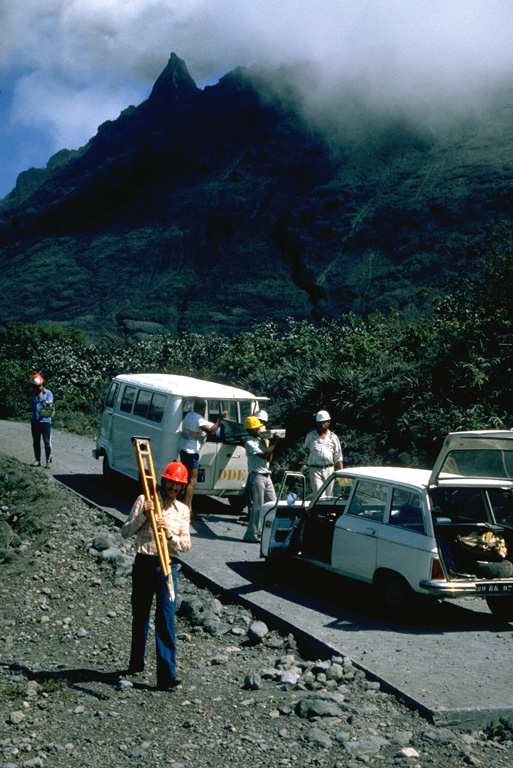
top-left (255, 409), bottom-right (268, 422)
top-left (316, 410), bottom-right (331, 422)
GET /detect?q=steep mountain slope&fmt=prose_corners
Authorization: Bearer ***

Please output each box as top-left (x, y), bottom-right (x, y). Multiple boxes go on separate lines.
top-left (1, 53), bottom-right (513, 340)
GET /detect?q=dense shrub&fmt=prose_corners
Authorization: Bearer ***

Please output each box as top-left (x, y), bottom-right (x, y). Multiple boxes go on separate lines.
top-left (2, 251), bottom-right (513, 465)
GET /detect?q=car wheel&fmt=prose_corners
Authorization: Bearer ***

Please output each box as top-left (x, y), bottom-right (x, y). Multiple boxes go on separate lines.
top-left (261, 555), bottom-right (285, 583)
top-left (475, 560), bottom-right (513, 578)
top-left (376, 573), bottom-right (414, 617)
top-left (486, 596), bottom-right (513, 621)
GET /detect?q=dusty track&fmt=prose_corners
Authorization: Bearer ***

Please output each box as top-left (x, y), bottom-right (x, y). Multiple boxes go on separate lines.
top-left (3, 420), bottom-right (513, 727)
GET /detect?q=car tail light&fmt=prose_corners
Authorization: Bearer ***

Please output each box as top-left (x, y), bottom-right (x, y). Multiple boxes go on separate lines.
top-left (430, 557), bottom-right (444, 580)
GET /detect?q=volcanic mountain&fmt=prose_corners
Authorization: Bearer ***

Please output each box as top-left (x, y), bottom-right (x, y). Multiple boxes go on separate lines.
top-left (1, 53), bottom-right (512, 340)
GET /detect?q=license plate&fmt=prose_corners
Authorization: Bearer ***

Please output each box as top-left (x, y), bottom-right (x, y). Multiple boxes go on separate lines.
top-left (476, 582), bottom-right (513, 595)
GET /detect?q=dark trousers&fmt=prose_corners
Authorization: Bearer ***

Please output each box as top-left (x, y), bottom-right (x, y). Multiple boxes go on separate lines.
top-left (129, 553), bottom-right (178, 687)
top-left (31, 421), bottom-right (52, 462)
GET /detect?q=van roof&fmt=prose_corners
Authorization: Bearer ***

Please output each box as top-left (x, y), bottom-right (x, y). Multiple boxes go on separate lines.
top-left (114, 373), bottom-right (268, 401)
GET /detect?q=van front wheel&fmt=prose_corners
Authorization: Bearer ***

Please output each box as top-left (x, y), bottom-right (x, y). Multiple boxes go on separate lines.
top-left (228, 497), bottom-right (246, 515)
top-left (102, 455), bottom-right (113, 481)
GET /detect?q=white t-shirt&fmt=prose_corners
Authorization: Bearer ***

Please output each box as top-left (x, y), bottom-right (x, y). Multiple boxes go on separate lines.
top-left (180, 411), bottom-right (213, 454)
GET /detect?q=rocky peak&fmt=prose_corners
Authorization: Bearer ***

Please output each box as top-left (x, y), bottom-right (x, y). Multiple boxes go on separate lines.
top-left (147, 52), bottom-right (198, 107)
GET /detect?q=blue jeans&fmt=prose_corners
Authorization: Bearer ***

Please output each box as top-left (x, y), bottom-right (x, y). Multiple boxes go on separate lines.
top-left (129, 554), bottom-right (178, 687)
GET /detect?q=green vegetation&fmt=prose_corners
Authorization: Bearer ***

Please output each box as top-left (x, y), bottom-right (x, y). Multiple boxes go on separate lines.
top-left (3, 683), bottom-right (27, 700)
top-left (1, 251), bottom-right (513, 468)
top-left (0, 455), bottom-right (69, 563)
top-left (485, 716), bottom-right (513, 742)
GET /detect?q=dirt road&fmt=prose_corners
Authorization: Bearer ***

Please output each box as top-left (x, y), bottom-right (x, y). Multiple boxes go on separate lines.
top-left (3, 419), bottom-right (513, 727)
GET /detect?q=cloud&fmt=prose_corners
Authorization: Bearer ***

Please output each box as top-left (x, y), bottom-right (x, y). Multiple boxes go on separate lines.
top-left (2, 0), bottom-right (513, 192)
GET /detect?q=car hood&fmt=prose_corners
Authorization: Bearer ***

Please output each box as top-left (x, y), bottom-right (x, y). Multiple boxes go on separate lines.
top-left (429, 430), bottom-right (513, 486)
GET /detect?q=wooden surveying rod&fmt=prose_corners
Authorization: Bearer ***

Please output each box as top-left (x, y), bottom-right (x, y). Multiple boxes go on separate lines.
top-left (132, 436), bottom-right (175, 601)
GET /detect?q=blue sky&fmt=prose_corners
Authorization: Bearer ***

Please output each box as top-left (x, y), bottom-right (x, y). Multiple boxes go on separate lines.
top-left (2, 0), bottom-right (513, 201)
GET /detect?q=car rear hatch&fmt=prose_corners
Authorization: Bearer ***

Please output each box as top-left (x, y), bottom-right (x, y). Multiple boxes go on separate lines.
top-left (429, 430), bottom-right (513, 488)
top-left (427, 431), bottom-right (513, 595)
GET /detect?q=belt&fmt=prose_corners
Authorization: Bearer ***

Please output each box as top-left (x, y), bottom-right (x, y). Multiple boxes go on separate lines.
top-left (135, 552), bottom-right (175, 563)
top-left (308, 464), bottom-right (334, 468)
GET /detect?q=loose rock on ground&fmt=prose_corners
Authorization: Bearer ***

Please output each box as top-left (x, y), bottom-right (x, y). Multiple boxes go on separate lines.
top-left (1, 457), bottom-right (513, 768)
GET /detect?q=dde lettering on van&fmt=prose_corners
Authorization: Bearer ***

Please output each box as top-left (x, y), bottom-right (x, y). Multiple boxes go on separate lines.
top-left (218, 469), bottom-right (246, 482)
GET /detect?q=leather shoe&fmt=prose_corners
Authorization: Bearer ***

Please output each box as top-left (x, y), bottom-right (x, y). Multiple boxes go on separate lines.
top-left (125, 666), bottom-right (144, 676)
top-left (157, 677), bottom-right (182, 691)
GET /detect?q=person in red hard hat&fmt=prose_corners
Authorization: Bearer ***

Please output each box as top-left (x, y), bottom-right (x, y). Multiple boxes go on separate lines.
top-left (121, 461), bottom-right (191, 691)
top-left (30, 373), bottom-right (54, 468)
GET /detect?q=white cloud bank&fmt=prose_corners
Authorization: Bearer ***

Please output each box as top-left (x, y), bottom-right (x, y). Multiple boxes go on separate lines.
top-left (2, 0), bottom-right (513, 185)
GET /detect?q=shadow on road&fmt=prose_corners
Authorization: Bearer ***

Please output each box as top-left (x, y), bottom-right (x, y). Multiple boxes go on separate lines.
top-left (222, 557), bottom-right (513, 636)
top-left (53, 473), bottom-right (138, 518)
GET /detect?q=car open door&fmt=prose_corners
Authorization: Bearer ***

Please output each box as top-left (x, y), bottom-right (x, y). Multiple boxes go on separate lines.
top-left (429, 430), bottom-right (513, 487)
top-left (261, 472), bottom-right (307, 558)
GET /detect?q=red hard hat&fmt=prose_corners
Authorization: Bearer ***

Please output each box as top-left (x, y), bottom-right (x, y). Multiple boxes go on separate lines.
top-left (31, 373), bottom-right (44, 386)
top-left (162, 461), bottom-right (188, 484)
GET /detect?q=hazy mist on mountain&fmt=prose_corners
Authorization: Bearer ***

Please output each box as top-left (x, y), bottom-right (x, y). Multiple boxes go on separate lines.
top-left (1, 49), bottom-right (513, 341)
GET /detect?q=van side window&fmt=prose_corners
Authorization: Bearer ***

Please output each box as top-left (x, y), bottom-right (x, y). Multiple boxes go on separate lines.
top-left (208, 399), bottom-right (242, 439)
top-left (148, 393), bottom-right (166, 423)
top-left (133, 390), bottom-right (167, 423)
top-left (240, 402), bottom-right (253, 424)
top-left (120, 386), bottom-right (137, 414)
top-left (134, 389), bottom-right (152, 418)
top-left (105, 382), bottom-right (119, 409)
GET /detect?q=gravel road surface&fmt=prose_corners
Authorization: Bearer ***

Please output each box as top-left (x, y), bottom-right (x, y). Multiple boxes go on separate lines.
top-left (3, 420), bottom-right (513, 728)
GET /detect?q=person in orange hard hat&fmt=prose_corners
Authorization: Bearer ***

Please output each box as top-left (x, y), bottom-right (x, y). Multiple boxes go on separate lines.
top-left (121, 461), bottom-right (191, 691)
top-left (30, 373), bottom-right (54, 468)
top-left (243, 415), bottom-right (282, 543)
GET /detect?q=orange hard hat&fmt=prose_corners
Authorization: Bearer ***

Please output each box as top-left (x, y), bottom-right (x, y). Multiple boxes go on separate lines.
top-left (162, 461), bottom-right (188, 484)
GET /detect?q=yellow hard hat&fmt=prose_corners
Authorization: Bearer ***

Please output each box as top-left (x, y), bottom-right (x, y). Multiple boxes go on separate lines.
top-left (245, 415), bottom-right (263, 430)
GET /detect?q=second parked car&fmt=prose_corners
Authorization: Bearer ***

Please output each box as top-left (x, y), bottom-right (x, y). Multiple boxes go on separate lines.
top-left (261, 430), bottom-right (513, 618)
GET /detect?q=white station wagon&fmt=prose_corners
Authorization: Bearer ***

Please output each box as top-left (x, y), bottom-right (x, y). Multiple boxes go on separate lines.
top-left (260, 430), bottom-right (513, 618)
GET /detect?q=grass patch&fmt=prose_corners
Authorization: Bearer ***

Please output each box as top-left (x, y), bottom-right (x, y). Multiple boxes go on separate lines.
top-left (3, 683), bottom-right (27, 700)
top-left (0, 454), bottom-right (71, 562)
top-left (485, 716), bottom-right (513, 742)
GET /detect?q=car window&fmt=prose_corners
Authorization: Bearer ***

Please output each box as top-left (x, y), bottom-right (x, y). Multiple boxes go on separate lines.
top-left (346, 479), bottom-right (388, 522)
top-left (485, 488), bottom-right (513, 527)
top-left (321, 475), bottom-right (354, 502)
top-left (439, 449), bottom-right (513, 480)
top-left (428, 488), bottom-right (490, 524)
top-left (119, 386), bottom-right (137, 414)
top-left (389, 488), bottom-right (425, 533)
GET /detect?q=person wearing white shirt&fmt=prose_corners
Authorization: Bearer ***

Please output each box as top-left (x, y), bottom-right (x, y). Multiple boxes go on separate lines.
top-left (295, 410), bottom-right (343, 497)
